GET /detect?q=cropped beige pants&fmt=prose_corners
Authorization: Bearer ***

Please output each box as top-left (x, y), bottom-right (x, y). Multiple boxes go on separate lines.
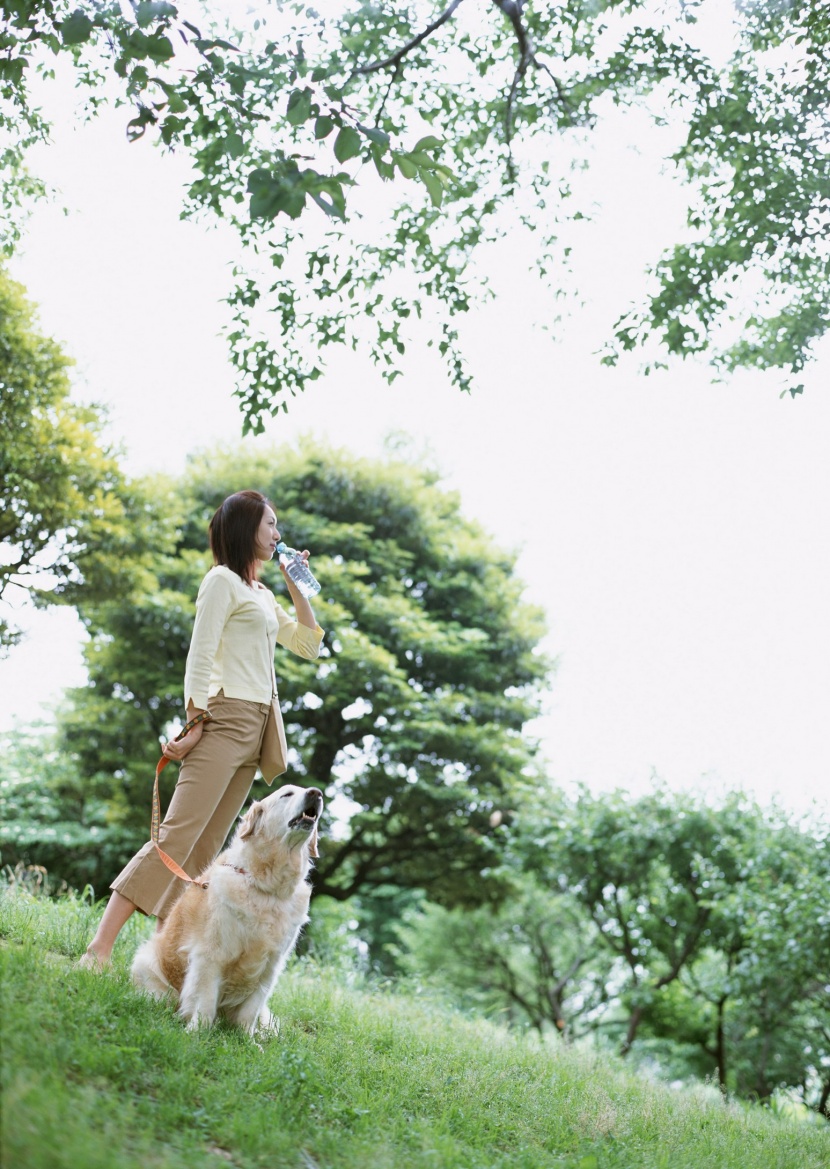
top-left (111, 693), bottom-right (273, 919)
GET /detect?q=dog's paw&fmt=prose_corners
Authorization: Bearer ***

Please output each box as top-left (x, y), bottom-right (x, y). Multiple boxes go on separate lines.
top-left (184, 1012), bottom-right (213, 1032)
top-left (256, 1010), bottom-right (281, 1038)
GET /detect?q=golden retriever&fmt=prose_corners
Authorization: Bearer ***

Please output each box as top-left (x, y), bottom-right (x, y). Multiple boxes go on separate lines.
top-left (131, 784), bottom-right (323, 1035)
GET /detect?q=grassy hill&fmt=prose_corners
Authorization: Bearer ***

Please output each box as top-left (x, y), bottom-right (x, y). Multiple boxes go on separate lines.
top-left (2, 883), bottom-right (828, 1169)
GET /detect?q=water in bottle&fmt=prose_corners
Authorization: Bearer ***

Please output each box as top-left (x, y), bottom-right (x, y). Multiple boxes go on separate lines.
top-left (276, 542), bottom-right (321, 598)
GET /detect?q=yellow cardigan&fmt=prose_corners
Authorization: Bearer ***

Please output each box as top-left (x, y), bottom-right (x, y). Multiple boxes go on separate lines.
top-left (183, 565), bottom-right (324, 712)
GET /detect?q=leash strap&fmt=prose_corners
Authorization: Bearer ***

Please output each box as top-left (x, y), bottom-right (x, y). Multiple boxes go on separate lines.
top-left (152, 711), bottom-right (212, 889)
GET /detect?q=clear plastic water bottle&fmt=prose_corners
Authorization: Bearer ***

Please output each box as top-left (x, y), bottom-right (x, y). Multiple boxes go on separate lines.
top-left (276, 542), bottom-right (321, 598)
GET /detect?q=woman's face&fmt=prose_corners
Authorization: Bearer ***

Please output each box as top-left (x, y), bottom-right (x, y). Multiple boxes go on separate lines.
top-left (254, 506), bottom-right (280, 561)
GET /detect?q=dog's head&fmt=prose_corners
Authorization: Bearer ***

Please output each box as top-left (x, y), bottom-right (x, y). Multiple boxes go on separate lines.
top-left (239, 785), bottom-right (324, 859)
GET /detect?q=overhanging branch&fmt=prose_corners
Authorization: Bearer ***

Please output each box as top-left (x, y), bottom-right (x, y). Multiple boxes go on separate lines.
top-left (353, 0), bottom-right (468, 77)
top-left (494, 0), bottom-right (575, 167)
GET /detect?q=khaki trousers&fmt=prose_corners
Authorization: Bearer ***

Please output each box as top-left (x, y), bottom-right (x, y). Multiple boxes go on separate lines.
top-left (111, 693), bottom-right (272, 919)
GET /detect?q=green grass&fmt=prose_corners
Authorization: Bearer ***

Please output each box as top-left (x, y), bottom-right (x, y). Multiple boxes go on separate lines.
top-left (1, 885), bottom-right (828, 1169)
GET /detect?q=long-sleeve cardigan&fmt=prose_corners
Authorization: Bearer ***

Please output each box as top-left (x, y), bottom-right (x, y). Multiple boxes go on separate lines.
top-left (183, 565), bottom-right (324, 713)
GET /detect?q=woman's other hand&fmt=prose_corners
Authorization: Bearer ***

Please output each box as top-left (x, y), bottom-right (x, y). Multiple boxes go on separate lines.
top-left (161, 720), bottom-right (205, 761)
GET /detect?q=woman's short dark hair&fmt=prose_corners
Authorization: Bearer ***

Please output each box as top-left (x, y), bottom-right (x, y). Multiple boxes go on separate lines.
top-left (209, 490), bottom-right (272, 583)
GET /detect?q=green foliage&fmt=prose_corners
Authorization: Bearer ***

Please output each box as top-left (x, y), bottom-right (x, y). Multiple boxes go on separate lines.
top-left (0, 726), bottom-right (143, 893)
top-left (392, 784), bottom-right (830, 1114)
top-left (0, 267), bottom-right (164, 652)
top-left (3, 887), bottom-right (829, 1169)
top-left (517, 785), bottom-right (830, 1114)
top-left (39, 440), bottom-right (549, 907)
top-left (640, 807), bottom-right (830, 1108)
top-left (607, 2), bottom-right (830, 395)
top-left (540, 786), bottom-right (755, 1027)
top-left (2, 3), bottom-right (826, 424)
top-left (394, 878), bottom-right (612, 1038)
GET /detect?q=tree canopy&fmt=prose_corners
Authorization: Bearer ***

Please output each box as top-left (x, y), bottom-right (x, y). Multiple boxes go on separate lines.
top-left (1, 1), bottom-right (826, 424)
top-left (0, 266), bottom-right (158, 652)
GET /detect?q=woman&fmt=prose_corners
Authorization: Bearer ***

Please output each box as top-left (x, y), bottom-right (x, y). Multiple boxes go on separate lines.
top-left (80, 490), bottom-right (324, 968)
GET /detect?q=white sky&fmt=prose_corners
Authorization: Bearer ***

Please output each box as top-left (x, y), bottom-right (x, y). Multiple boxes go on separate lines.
top-left (1, 4), bottom-right (828, 817)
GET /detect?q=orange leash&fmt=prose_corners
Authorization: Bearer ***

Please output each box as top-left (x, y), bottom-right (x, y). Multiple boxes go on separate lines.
top-left (152, 710), bottom-right (212, 889)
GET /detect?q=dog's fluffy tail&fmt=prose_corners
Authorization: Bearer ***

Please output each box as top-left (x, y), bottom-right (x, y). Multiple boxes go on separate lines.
top-left (131, 937), bottom-right (175, 1002)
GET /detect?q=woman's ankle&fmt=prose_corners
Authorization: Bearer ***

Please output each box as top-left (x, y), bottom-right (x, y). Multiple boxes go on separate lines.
top-left (78, 944), bottom-right (110, 970)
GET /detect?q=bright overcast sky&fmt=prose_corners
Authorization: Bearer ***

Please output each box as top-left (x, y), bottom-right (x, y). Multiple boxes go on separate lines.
top-left (1, 2), bottom-right (828, 816)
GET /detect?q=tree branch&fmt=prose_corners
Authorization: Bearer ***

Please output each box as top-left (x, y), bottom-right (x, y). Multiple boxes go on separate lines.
top-left (353, 0), bottom-right (468, 77)
top-left (489, 948), bottom-right (546, 1033)
top-left (375, 61), bottom-right (402, 125)
top-left (654, 909), bottom-right (710, 990)
top-left (492, 0), bottom-right (530, 60)
top-left (494, 0), bottom-right (531, 178)
top-left (493, 0), bottom-right (577, 164)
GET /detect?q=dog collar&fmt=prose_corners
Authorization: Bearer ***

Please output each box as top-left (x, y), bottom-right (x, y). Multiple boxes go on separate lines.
top-left (221, 862), bottom-right (249, 877)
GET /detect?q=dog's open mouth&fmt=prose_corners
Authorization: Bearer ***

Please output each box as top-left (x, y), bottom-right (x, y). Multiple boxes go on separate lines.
top-left (288, 811), bottom-right (317, 830)
top-left (288, 794), bottom-right (322, 830)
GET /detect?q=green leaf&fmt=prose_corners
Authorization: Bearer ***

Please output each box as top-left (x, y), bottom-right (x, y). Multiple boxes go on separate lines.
top-left (309, 191), bottom-right (346, 220)
top-left (286, 87), bottom-right (313, 126)
top-left (421, 170), bottom-right (443, 208)
top-left (412, 135), bottom-right (444, 153)
top-left (372, 151), bottom-right (395, 181)
top-left (314, 115), bottom-right (335, 140)
top-left (361, 126), bottom-right (390, 149)
top-left (60, 11), bottom-right (94, 46)
top-left (134, 1), bottom-right (177, 29)
top-left (144, 35), bottom-right (175, 64)
top-left (165, 90), bottom-right (187, 114)
top-left (193, 37), bottom-right (238, 53)
top-left (394, 154), bottom-right (418, 180)
top-left (222, 133), bottom-right (245, 159)
top-left (248, 168), bottom-right (307, 221)
top-left (333, 127), bottom-right (362, 163)
top-left (126, 107), bottom-right (156, 141)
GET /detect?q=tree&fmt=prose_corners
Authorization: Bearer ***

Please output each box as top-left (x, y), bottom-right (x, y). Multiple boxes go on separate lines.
top-left (0, 267), bottom-right (156, 653)
top-left (652, 810), bottom-right (830, 1112)
top-left (0, 724), bottom-right (140, 892)
top-left (44, 440), bottom-right (550, 906)
top-left (2, 2), bottom-right (826, 424)
top-left (394, 877), bottom-right (611, 1038)
top-left (528, 787), bottom-right (756, 1057)
top-left (520, 784), bottom-right (830, 1115)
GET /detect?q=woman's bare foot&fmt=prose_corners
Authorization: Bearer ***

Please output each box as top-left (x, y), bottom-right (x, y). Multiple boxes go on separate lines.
top-left (77, 889), bottom-right (137, 971)
top-left (77, 947), bottom-right (110, 971)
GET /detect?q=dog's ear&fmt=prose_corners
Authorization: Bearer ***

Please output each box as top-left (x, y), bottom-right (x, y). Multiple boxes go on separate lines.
top-left (239, 802), bottom-right (265, 840)
top-left (308, 823), bottom-right (319, 859)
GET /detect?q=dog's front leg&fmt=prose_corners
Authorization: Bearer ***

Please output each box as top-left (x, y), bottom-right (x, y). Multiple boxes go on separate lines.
top-left (257, 1010), bottom-right (280, 1037)
top-left (229, 985), bottom-right (276, 1038)
top-left (178, 951), bottom-right (221, 1030)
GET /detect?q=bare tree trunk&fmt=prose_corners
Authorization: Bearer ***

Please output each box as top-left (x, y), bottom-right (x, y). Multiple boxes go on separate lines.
top-left (715, 996), bottom-right (727, 1091)
top-left (754, 1028), bottom-right (773, 1104)
top-left (817, 1073), bottom-right (830, 1119)
top-left (620, 1005), bottom-right (643, 1057)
